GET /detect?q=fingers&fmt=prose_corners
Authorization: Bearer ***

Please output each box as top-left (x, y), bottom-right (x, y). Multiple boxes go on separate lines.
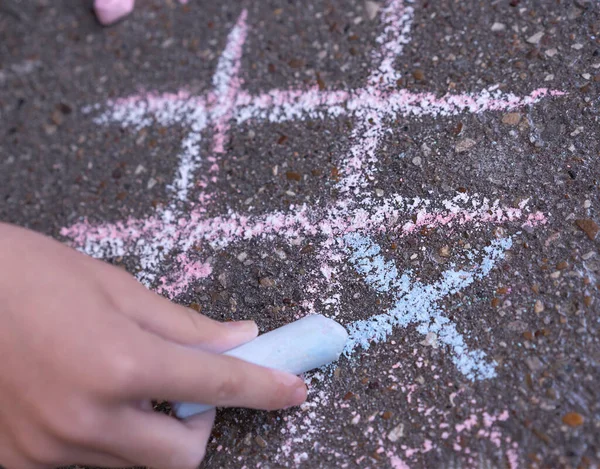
top-left (107, 407), bottom-right (215, 469)
top-left (0, 443), bottom-right (134, 469)
top-left (61, 450), bottom-right (135, 469)
top-left (127, 333), bottom-right (307, 410)
top-left (115, 279), bottom-right (259, 352)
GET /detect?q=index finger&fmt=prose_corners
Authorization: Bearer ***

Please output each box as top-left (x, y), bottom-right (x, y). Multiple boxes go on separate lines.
top-left (126, 334), bottom-right (307, 411)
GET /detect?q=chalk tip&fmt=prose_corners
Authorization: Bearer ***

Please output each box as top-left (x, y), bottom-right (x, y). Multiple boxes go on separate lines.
top-left (94, 0), bottom-right (135, 26)
top-left (310, 314), bottom-right (349, 355)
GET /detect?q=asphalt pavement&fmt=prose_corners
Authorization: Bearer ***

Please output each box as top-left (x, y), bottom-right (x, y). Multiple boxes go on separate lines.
top-left (1, 0), bottom-right (599, 468)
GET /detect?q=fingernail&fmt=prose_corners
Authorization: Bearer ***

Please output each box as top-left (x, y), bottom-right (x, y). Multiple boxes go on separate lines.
top-left (278, 371), bottom-right (302, 386)
top-left (289, 384), bottom-right (307, 407)
top-left (224, 320), bottom-right (258, 333)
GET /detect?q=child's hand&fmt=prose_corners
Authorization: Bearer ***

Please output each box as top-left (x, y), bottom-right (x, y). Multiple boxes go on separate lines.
top-left (0, 223), bottom-right (306, 469)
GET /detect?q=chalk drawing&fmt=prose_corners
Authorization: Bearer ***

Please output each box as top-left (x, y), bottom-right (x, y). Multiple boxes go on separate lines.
top-left (64, 0), bottom-right (559, 379)
top-left (344, 233), bottom-right (512, 380)
top-left (61, 1), bottom-right (565, 464)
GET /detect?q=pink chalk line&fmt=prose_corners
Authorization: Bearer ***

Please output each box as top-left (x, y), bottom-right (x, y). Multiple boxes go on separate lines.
top-left (62, 194), bottom-right (546, 296)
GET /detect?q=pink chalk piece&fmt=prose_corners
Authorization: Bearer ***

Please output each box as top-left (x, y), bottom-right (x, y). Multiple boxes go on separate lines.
top-left (94, 0), bottom-right (135, 25)
top-left (94, 0), bottom-right (191, 26)
top-left (390, 456), bottom-right (411, 469)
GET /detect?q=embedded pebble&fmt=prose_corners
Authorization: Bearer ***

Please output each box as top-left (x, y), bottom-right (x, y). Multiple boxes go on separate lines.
top-left (526, 31), bottom-right (544, 44)
top-left (502, 113), bottom-right (521, 126)
top-left (364, 1), bottom-right (380, 21)
top-left (455, 138), bottom-right (476, 153)
top-left (526, 356), bottom-right (544, 372)
top-left (562, 412), bottom-right (584, 427)
top-left (387, 423), bottom-right (405, 442)
top-left (576, 219), bottom-right (599, 240)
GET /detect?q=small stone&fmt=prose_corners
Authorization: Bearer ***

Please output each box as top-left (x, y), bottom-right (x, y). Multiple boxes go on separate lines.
top-left (525, 356), bottom-right (544, 372)
top-left (134, 164), bottom-right (146, 175)
top-left (218, 272), bottom-right (228, 289)
top-left (237, 252), bottom-right (248, 262)
top-left (255, 435), bottom-right (268, 448)
top-left (147, 178), bottom-right (157, 189)
top-left (502, 113), bottom-right (521, 125)
top-left (351, 414), bottom-right (361, 425)
top-left (51, 110), bottom-right (64, 126)
top-left (387, 423), bottom-right (405, 442)
top-left (571, 43), bottom-right (583, 50)
top-left (582, 73), bottom-right (591, 80)
top-left (412, 69), bottom-right (425, 81)
top-left (534, 300), bottom-right (544, 314)
top-left (375, 188), bottom-right (384, 197)
top-left (421, 143), bottom-right (432, 156)
top-left (582, 251), bottom-right (595, 260)
top-left (545, 74), bottom-right (554, 81)
top-left (455, 138), bottom-right (476, 153)
top-left (259, 277), bottom-right (276, 287)
top-left (420, 332), bottom-right (438, 348)
top-left (584, 200), bottom-right (591, 209)
top-left (439, 245), bottom-right (451, 257)
top-left (364, 0), bottom-right (380, 20)
top-left (161, 38), bottom-right (175, 49)
top-left (286, 171), bottom-right (302, 182)
top-left (382, 411), bottom-right (393, 420)
top-left (550, 271), bottom-right (561, 279)
top-left (571, 127), bottom-right (583, 137)
top-left (576, 219), bottom-right (599, 240)
top-left (58, 102), bottom-right (72, 114)
top-left (491, 22), bottom-right (506, 32)
top-left (44, 124), bottom-right (57, 135)
top-left (545, 48), bottom-right (558, 57)
top-left (562, 412), bottom-right (584, 427)
top-left (412, 156), bottom-right (422, 166)
top-left (526, 31), bottom-right (544, 45)
top-left (243, 433), bottom-right (253, 446)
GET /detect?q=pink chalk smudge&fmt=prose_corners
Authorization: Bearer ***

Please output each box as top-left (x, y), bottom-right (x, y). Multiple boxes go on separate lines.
top-left (158, 253), bottom-right (212, 296)
top-left (456, 414), bottom-right (479, 433)
top-left (387, 452), bottom-right (411, 469)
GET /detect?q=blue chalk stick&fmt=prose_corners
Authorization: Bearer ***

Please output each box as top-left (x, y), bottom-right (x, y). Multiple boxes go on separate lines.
top-left (172, 314), bottom-right (348, 419)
